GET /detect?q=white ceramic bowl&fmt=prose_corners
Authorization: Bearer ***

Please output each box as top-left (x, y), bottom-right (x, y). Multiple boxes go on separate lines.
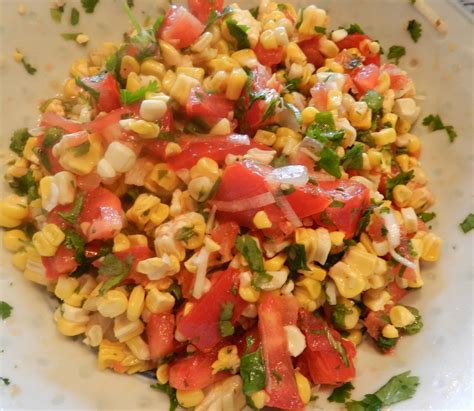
top-left (0, 0), bottom-right (472, 410)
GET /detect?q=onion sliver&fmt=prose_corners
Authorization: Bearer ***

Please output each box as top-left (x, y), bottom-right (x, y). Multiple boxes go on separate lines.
top-left (213, 192), bottom-right (275, 213)
top-left (381, 211), bottom-right (401, 249)
top-left (192, 248), bottom-right (210, 299)
top-left (266, 165), bottom-right (309, 187)
top-left (390, 248), bottom-right (417, 271)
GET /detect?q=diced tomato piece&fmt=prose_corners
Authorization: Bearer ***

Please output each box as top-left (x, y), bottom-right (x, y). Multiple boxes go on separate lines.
top-left (254, 42), bottom-right (285, 66)
top-left (76, 173), bottom-right (102, 192)
top-left (169, 344), bottom-right (229, 390)
top-left (176, 267), bottom-right (247, 351)
top-left (42, 245), bottom-right (78, 279)
top-left (175, 269), bottom-right (195, 299)
top-left (82, 73), bottom-right (121, 113)
top-left (258, 293), bottom-right (303, 409)
top-left (86, 107), bottom-right (131, 135)
top-left (364, 310), bottom-right (389, 339)
top-left (336, 34), bottom-right (370, 52)
top-left (186, 87), bottom-right (235, 120)
top-left (351, 64), bottom-right (380, 95)
top-left (114, 246), bottom-right (154, 286)
top-left (386, 281), bottom-right (407, 304)
top-left (188, 0), bottom-right (223, 23)
top-left (147, 312), bottom-right (175, 360)
top-left (166, 135), bottom-right (267, 170)
top-left (299, 310), bottom-right (356, 385)
top-left (364, 54), bottom-right (381, 66)
top-left (40, 112), bottom-right (83, 134)
top-left (367, 216), bottom-right (386, 242)
top-left (242, 88), bottom-right (280, 133)
top-left (210, 221), bottom-right (240, 262)
top-left (381, 63), bottom-right (410, 92)
top-left (158, 6), bottom-right (204, 49)
top-left (313, 179), bottom-right (370, 238)
top-left (285, 184), bottom-right (332, 218)
top-left (235, 326), bottom-right (260, 357)
top-left (310, 82), bottom-right (328, 111)
top-left (277, 294), bottom-right (299, 326)
top-left (78, 187), bottom-right (124, 242)
top-left (299, 37), bottom-right (325, 68)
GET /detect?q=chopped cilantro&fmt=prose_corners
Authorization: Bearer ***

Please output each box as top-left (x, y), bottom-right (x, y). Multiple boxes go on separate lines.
top-left (407, 19), bottom-right (422, 43)
top-left (61, 33), bottom-right (83, 42)
top-left (63, 229), bottom-right (86, 264)
top-left (319, 147), bottom-right (342, 178)
top-left (120, 81), bottom-right (158, 105)
top-left (331, 304), bottom-right (353, 330)
top-left (385, 170), bottom-right (414, 200)
top-left (401, 306), bottom-right (423, 334)
top-left (126, 0), bottom-right (135, 8)
top-left (99, 254), bottom-right (133, 295)
top-left (387, 45), bottom-right (406, 64)
top-left (75, 77), bottom-right (100, 100)
top-left (0, 377), bottom-right (10, 386)
top-left (0, 301), bottom-right (13, 320)
top-left (419, 211), bottom-right (436, 223)
top-left (285, 244), bottom-right (309, 272)
top-left (330, 200), bottom-right (346, 208)
top-left (263, 96), bottom-right (281, 120)
top-left (19, 53), bottom-right (37, 75)
top-left (361, 90), bottom-right (383, 113)
top-left (81, 0), bottom-right (100, 14)
top-left (423, 114), bottom-right (458, 142)
top-left (346, 393), bottom-right (382, 411)
top-left (58, 192), bottom-right (85, 225)
top-left (249, 6), bottom-right (259, 19)
top-left (284, 75), bottom-right (302, 93)
top-left (460, 213), bottom-right (474, 233)
top-left (345, 23), bottom-right (365, 34)
top-left (9, 169), bottom-right (39, 201)
top-left (328, 382), bottom-right (355, 403)
top-left (71, 8), bottom-right (80, 25)
top-left (205, 6), bottom-right (233, 31)
top-left (71, 140), bottom-right (90, 156)
top-left (50, 5), bottom-right (65, 23)
top-left (219, 302), bottom-right (235, 337)
top-left (150, 383), bottom-right (178, 411)
top-left (240, 344), bottom-right (265, 395)
top-left (325, 325), bottom-right (350, 367)
top-left (9, 128), bottom-right (31, 155)
top-left (307, 112), bottom-right (345, 146)
top-left (375, 335), bottom-right (398, 352)
top-left (277, 4), bottom-right (287, 12)
top-left (175, 226), bottom-right (197, 242)
top-left (225, 18), bottom-right (250, 50)
top-left (314, 26), bottom-right (327, 34)
top-left (342, 144), bottom-right (364, 170)
top-left (373, 371), bottom-right (419, 406)
top-left (235, 235), bottom-right (271, 289)
top-left (271, 155), bottom-right (288, 168)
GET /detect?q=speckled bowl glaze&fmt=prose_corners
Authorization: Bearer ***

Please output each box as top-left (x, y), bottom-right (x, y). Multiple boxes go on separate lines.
top-left (0, 0), bottom-right (472, 410)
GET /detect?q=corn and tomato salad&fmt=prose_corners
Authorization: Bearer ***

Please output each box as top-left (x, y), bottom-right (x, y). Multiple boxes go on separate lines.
top-left (1, 1), bottom-right (441, 410)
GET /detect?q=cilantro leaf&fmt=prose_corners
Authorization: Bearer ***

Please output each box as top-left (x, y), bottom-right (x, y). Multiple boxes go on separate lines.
top-left (225, 18), bottom-right (250, 50)
top-left (314, 26), bottom-right (326, 34)
top-left (375, 335), bottom-right (398, 352)
top-left (385, 170), bottom-right (414, 200)
top-left (240, 346), bottom-right (265, 395)
top-left (319, 147), bottom-right (342, 178)
top-left (423, 114), bottom-right (458, 142)
top-left (331, 304), bottom-right (353, 330)
top-left (285, 244), bottom-right (309, 272)
top-left (0, 377), bottom-right (11, 386)
top-left (71, 8), bottom-right (80, 25)
top-left (361, 90), bottom-right (383, 113)
top-left (9, 128), bottom-right (31, 155)
top-left (328, 382), bottom-right (355, 403)
top-left (407, 19), bottom-right (422, 43)
top-left (20, 54), bottom-right (37, 75)
top-left (346, 394), bottom-right (383, 411)
top-left (345, 23), bottom-right (365, 34)
top-left (81, 0), bottom-right (100, 14)
top-left (387, 45), bottom-right (406, 64)
top-left (235, 235), bottom-right (271, 289)
top-left (175, 226), bottom-right (197, 243)
top-left (0, 301), bottom-right (13, 320)
top-left (342, 144), bottom-right (364, 170)
top-left (63, 229), bottom-right (86, 264)
top-left (401, 306), bottom-right (423, 334)
top-left (150, 383), bottom-right (178, 411)
top-left (99, 254), bottom-right (133, 295)
top-left (43, 127), bottom-right (64, 148)
top-left (205, 6), bottom-right (233, 31)
top-left (71, 140), bottom-right (90, 156)
top-left (374, 371), bottom-right (420, 405)
top-left (325, 326), bottom-right (349, 367)
top-left (75, 77), bottom-right (100, 101)
top-left (50, 6), bottom-right (64, 23)
top-left (9, 169), bottom-right (39, 201)
top-left (460, 213), bottom-right (474, 233)
top-left (58, 192), bottom-right (85, 225)
top-left (219, 302), bottom-right (235, 337)
top-left (419, 211), bottom-right (436, 223)
top-left (307, 112), bottom-right (345, 146)
top-left (120, 81), bottom-right (158, 105)
top-left (284, 75), bottom-right (302, 93)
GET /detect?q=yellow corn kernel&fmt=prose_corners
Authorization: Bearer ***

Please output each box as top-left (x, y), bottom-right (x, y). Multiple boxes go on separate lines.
top-left (296, 278), bottom-right (322, 300)
top-left (57, 317), bottom-right (87, 336)
top-left (98, 339), bottom-right (127, 369)
top-left (260, 29), bottom-right (278, 49)
top-left (295, 371), bottom-right (311, 405)
top-left (329, 261), bottom-right (366, 299)
top-left (301, 106), bottom-right (318, 126)
top-left (0, 195), bottom-right (29, 228)
top-left (407, 135), bottom-right (421, 154)
top-left (32, 224), bottom-right (65, 257)
top-left (161, 70), bottom-right (177, 94)
top-left (393, 185), bottom-right (413, 208)
top-left (130, 119), bottom-right (160, 139)
top-left (231, 49), bottom-right (258, 68)
top-left (114, 314), bottom-right (145, 343)
top-left (274, 127), bottom-right (303, 151)
top-left (12, 250), bottom-right (28, 271)
top-left (124, 72), bottom-right (140, 93)
top-left (97, 290), bottom-right (128, 318)
top-left (212, 345), bottom-right (240, 374)
top-left (3, 229), bottom-right (28, 252)
top-left (126, 193), bottom-right (161, 229)
top-left (149, 203), bottom-right (170, 227)
top-left (359, 232), bottom-right (376, 255)
top-left (329, 231), bottom-right (345, 247)
top-left (294, 288), bottom-right (317, 312)
top-left (389, 305), bottom-right (416, 328)
top-left (156, 363), bottom-right (170, 384)
top-left (145, 288), bottom-right (175, 314)
top-left (55, 276), bottom-right (80, 300)
top-left (226, 68), bottom-right (248, 101)
top-left (165, 142), bottom-right (182, 157)
top-left (382, 324), bottom-right (399, 339)
top-left (264, 253), bottom-right (286, 271)
top-left (396, 118), bottom-right (412, 134)
top-left (170, 73), bottom-right (200, 106)
top-left (254, 130), bottom-right (277, 146)
top-left (286, 42), bottom-right (307, 65)
top-left (363, 289), bottom-right (391, 312)
top-left (298, 5), bottom-right (327, 36)
top-left (367, 148), bottom-right (383, 168)
top-left (349, 103), bottom-right (372, 130)
top-left (339, 299), bottom-right (361, 329)
top-left (176, 390), bottom-right (204, 408)
top-left (395, 154), bottom-right (410, 172)
top-left (375, 71), bottom-right (391, 94)
top-left (343, 246), bottom-right (378, 277)
top-left (127, 285), bottom-right (145, 322)
top-left (382, 112), bottom-right (398, 128)
top-left (253, 210), bottom-right (272, 229)
top-left (159, 40), bottom-right (182, 67)
top-left (59, 133), bottom-right (103, 176)
top-left (299, 262), bottom-right (327, 282)
top-left (140, 59), bottom-right (165, 79)
top-left (120, 55), bottom-right (140, 79)
top-left (319, 37), bottom-right (339, 58)
top-left (409, 187), bottom-right (433, 211)
top-left (239, 285), bottom-right (260, 303)
top-left (421, 233), bottom-right (442, 262)
top-left (125, 335), bottom-right (150, 361)
top-left (189, 157), bottom-right (220, 181)
top-left (113, 233), bottom-right (131, 253)
top-left (176, 66), bottom-right (205, 83)
top-left (372, 127), bottom-right (397, 147)
top-left (347, 329), bottom-right (363, 346)
top-left (250, 390), bottom-right (267, 409)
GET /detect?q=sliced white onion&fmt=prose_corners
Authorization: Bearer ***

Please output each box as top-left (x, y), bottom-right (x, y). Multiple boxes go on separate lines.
top-left (124, 158), bottom-right (151, 186)
top-left (390, 248), bottom-right (417, 271)
top-left (213, 192), bottom-right (275, 213)
top-left (228, 133), bottom-right (251, 145)
top-left (273, 191), bottom-right (302, 228)
top-left (192, 248), bottom-right (210, 299)
top-left (299, 136), bottom-right (324, 159)
top-left (266, 165), bottom-right (309, 187)
top-left (381, 211), bottom-right (401, 249)
top-left (206, 205), bottom-right (217, 233)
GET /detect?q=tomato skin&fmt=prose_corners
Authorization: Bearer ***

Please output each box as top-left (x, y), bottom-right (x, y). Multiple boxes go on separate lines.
top-left (176, 267), bottom-right (247, 351)
top-left (168, 344), bottom-right (229, 390)
top-left (299, 310), bottom-right (356, 385)
top-left (364, 310), bottom-right (389, 339)
top-left (254, 42), bottom-right (285, 66)
top-left (188, 0), bottom-right (223, 23)
top-left (83, 73), bottom-right (121, 113)
top-left (351, 64), bottom-right (380, 95)
top-left (158, 6), bottom-right (205, 49)
top-left (258, 293), bottom-right (304, 409)
top-left (299, 37), bottom-right (325, 68)
top-left (42, 245), bottom-right (78, 279)
top-left (209, 221), bottom-right (240, 262)
top-left (78, 187), bottom-right (124, 242)
top-left (336, 34), bottom-right (381, 67)
top-left (147, 313), bottom-right (175, 360)
top-left (186, 87), bottom-right (235, 120)
top-left (386, 281), bottom-right (407, 304)
top-left (114, 246), bottom-right (154, 286)
top-left (40, 112), bottom-right (83, 134)
top-left (313, 179), bottom-right (370, 239)
top-left (285, 184), bottom-right (332, 218)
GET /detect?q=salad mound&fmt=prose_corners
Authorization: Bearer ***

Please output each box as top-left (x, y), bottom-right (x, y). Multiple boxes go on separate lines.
top-left (1, 1), bottom-right (441, 410)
